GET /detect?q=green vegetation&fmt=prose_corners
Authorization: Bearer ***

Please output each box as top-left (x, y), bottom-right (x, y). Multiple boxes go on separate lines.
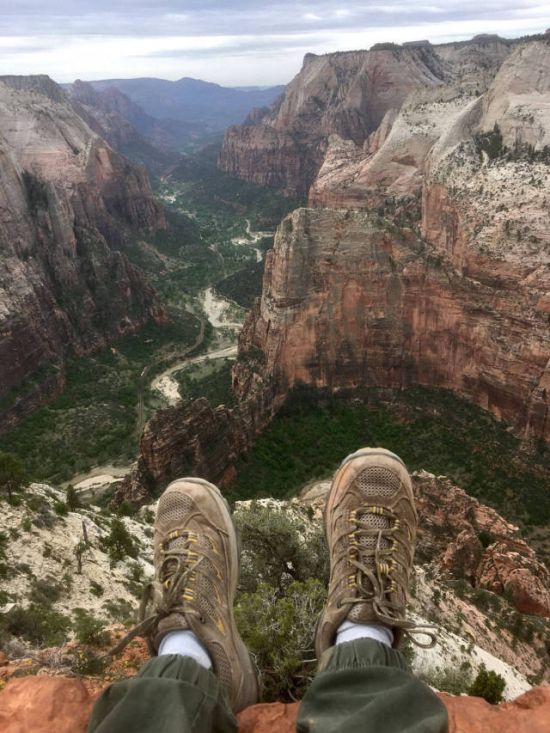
top-left (101, 518), bottom-right (138, 564)
top-left (234, 505), bottom-right (328, 700)
top-left (419, 665), bottom-right (473, 696)
top-left (215, 259), bottom-right (265, 308)
top-left (174, 358), bottom-right (236, 408)
top-left (0, 451), bottom-right (26, 502)
top-left (229, 386), bottom-right (550, 530)
top-left (468, 665), bottom-right (506, 704)
top-left (167, 143), bottom-right (301, 229)
top-left (73, 608), bottom-right (110, 647)
top-left (0, 317), bottom-right (200, 483)
top-left (0, 604), bottom-right (71, 647)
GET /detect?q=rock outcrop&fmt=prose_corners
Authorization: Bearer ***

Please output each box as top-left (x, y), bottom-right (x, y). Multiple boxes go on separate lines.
top-left (117, 382), bottom-right (281, 506)
top-left (238, 689), bottom-right (550, 733)
top-left (0, 76), bottom-right (165, 428)
top-left (1, 676), bottom-right (549, 733)
top-left (413, 472), bottom-right (550, 617)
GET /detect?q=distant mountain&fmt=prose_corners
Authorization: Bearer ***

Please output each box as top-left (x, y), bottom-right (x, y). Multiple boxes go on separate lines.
top-left (67, 80), bottom-right (196, 173)
top-left (89, 77), bottom-right (285, 130)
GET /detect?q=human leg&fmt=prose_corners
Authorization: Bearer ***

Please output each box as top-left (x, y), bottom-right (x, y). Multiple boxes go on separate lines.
top-left (297, 448), bottom-right (448, 733)
top-left (88, 478), bottom-right (258, 732)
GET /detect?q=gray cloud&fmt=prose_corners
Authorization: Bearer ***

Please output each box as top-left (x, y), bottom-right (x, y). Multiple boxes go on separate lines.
top-left (0, 1), bottom-right (548, 84)
top-left (1, 1), bottom-right (548, 37)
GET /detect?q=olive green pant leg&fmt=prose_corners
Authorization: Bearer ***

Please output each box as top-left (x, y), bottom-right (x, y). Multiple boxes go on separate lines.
top-left (87, 655), bottom-right (237, 733)
top-left (297, 639), bottom-right (448, 733)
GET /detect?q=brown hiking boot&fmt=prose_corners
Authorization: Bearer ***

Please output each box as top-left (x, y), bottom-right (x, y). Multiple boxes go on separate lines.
top-left (315, 448), bottom-right (435, 660)
top-left (144, 478), bottom-right (258, 712)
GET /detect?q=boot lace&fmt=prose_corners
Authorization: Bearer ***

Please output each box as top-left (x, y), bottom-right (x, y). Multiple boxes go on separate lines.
top-left (103, 530), bottom-right (204, 658)
top-left (337, 506), bottom-right (436, 648)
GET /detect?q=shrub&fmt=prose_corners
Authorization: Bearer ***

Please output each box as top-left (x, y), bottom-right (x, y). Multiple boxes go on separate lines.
top-left (65, 486), bottom-right (81, 511)
top-left (468, 664), bottom-right (506, 704)
top-left (54, 501), bottom-right (68, 516)
top-left (71, 647), bottom-right (106, 676)
top-left (419, 666), bottom-right (473, 695)
top-left (235, 579), bottom-right (326, 701)
top-left (90, 580), bottom-right (104, 598)
top-left (2, 604), bottom-right (70, 646)
top-left (0, 452), bottom-right (26, 502)
top-left (72, 608), bottom-right (110, 647)
top-left (29, 577), bottom-right (64, 606)
top-left (234, 504), bottom-right (329, 593)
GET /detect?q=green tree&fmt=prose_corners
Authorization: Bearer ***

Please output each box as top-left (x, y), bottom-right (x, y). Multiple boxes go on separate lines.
top-left (66, 485), bottom-right (81, 511)
top-left (0, 451), bottom-right (26, 501)
top-left (103, 518), bottom-right (137, 563)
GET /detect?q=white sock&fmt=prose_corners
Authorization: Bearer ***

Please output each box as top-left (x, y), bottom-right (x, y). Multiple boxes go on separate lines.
top-left (336, 619), bottom-right (394, 648)
top-left (158, 630), bottom-right (213, 669)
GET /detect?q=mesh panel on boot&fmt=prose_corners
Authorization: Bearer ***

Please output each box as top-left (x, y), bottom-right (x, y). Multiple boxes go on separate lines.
top-left (158, 492), bottom-right (193, 527)
top-left (355, 466), bottom-right (401, 497)
top-left (348, 467), bottom-right (399, 621)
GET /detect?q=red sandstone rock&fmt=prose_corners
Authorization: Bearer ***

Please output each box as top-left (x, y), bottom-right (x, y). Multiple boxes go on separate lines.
top-left (0, 674), bottom-right (548, 732)
top-left (442, 529), bottom-right (484, 585)
top-left (238, 701), bottom-right (299, 733)
top-left (441, 687), bottom-right (550, 733)
top-left (0, 75), bottom-right (165, 428)
top-left (236, 689), bottom-right (550, 732)
top-left (0, 677), bottom-right (95, 733)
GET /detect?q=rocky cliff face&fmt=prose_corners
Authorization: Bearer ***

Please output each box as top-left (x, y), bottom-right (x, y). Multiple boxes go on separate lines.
top-left (229, 40), bottom-right (550, 445)
top-left (234, 206), bottom-right (549, 443)
top-left (67, 80), bottom-right (181, 173)
top-left (218, 36), bottom-right (522, 197)
top-left (0, 76), bottom-right (165, 429)
top-left (219, 45), bottom-right (450, 196)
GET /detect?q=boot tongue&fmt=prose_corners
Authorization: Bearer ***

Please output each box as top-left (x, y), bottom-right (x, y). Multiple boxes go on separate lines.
top-left (160, 535), bottom-right (189, 582)
top-left (346, 511), bottom-right (391, 623)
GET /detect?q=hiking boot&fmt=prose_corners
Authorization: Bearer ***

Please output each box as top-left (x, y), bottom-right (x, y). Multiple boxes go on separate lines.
top-left (145, 478), bottom-right (258, 712)
top-left (316, 448), bottom-right (434, 660)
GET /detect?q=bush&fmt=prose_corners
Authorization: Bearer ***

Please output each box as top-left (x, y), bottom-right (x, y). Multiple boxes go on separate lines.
top-left (1, 604), bottom-right (70, 646)
top-left (235, 579), bottom-right (326, 701)
top-left (234, 504), bottom-right (329, 593)
top-left (72, 608), bottom-right (110, 647)
top-left (29, 577), bottom-right (64, 606)
top-left (0, 451), bottom-right (26, 502)
top-left (419, 666), bottom-right (473, 695)
top-left (468, 665), bottom-right (506, 704)
top-left (66, 485), bottom-right (81, 511)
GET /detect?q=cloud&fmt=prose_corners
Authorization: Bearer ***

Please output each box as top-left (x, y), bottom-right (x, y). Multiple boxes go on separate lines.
top-left (0, 1), bottom-right (548, 84)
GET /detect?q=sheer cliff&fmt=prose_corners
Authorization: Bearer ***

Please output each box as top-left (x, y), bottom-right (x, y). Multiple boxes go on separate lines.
top-left (232, 40), bottom-right (550, 444)
top-left (122, 36), bottom-right (549, 511)
top-left (0, 76), bottom-right (165, 429)
top-left (218, 36), bottom-right (518, 197)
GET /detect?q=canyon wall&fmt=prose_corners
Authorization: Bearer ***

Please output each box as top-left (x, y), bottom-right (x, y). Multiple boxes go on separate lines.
top-left (123, 37), bottom-right (550, 503)
top-left (0, 76), bottom-right (165, 429)
top-left (232, 40), bottom-right (550, 443)
top-left (233, 206), bottom-right (549, 442)
top-left (219, 36), bottom-right (518, 197)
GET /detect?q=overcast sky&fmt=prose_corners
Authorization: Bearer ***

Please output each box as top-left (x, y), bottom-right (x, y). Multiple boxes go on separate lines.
top-left (1, 1), bottom-right (549, 86)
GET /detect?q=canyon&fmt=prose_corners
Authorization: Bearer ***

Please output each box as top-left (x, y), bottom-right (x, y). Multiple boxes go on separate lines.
top-left (0, 75), bottom-right (165, 430)
top-left (123, 35), bottom-right (550, 522)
